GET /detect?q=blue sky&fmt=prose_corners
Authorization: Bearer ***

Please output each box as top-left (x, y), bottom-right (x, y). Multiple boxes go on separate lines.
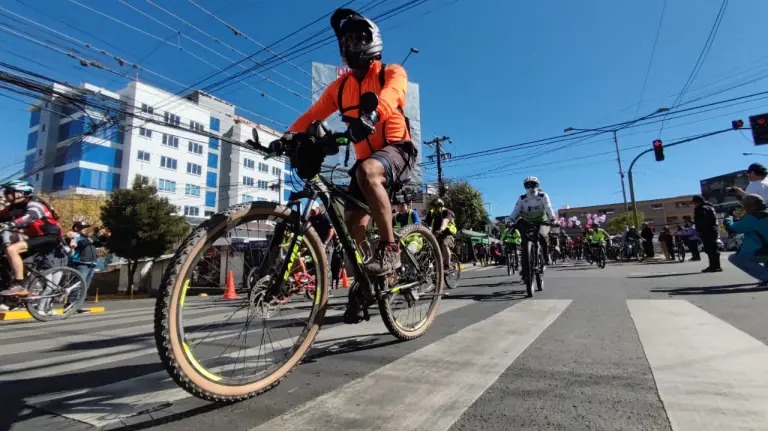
top-left (1, 0), bottom-right (767, 218)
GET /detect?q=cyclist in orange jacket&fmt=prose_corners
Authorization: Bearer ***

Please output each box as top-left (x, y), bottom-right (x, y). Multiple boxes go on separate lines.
top-left (286, 8), bottom-right (416, 277)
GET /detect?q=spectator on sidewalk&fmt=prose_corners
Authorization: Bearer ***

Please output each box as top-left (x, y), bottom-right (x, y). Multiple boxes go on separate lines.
top-left (724, 193), bottom-right (768, 286)
top-left (731, 163), bottom-right (768, 202)
top-left (693, 195), bottom-right (721, 272)
top-left (640, 223), bottom-right (655, 258)
top-left (658, 226), bottom-right (672, 260)
top-left (683, 221), bottom-right (701, 261)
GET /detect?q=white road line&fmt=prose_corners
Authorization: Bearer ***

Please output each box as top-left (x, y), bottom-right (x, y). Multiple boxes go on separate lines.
top-left (628, 300), bottom-right (768, 431)
top-left (250, 299), bottom-right (571, 431)
top-left (28, 298), bottom-right (477, 427)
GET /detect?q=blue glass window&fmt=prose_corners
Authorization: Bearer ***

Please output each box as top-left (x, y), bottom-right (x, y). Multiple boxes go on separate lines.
top-left (52, 168), bottom-right (119, 191)
top-left (208, 137), bottom-right (219, 150)
top-left (24, 154), bottom-right (35, 174)
top-left (209, 117), bottom-right (220, 132)
top-left (206, 172), bottom-right (217, 188)
top-left (27, 131), bottom-right (38, 150)
top-left (207, 153), bottom-right (218, 169)
top-left (205, 191), bottom-right (216, 207)
top-left (29, 109), bottom-right (41, 128)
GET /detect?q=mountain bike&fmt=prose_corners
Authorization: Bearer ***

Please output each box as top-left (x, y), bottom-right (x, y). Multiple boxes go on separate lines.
top-left (155, 93), bottom-right (444, 403)
top-left (504, 243), bottom-right (519, 276)
top-left (587, 243), bottom-right (607, 269)
top-left (0, 231), bottom-right (86, 321)
top-left (515, 219), bottom-right (552, 298)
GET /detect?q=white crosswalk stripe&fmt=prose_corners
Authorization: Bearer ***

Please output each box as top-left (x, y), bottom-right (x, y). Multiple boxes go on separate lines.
top-left (5, 296), bottom-right (768, 430)
top-left (23, 298), bottom-right (478, 427)
top-left (628, 300), bottom-right (768, 431)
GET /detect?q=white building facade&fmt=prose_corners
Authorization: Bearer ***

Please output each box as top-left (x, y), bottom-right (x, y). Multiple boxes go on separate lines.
top-left (26, 80), bottom-right (290, 218)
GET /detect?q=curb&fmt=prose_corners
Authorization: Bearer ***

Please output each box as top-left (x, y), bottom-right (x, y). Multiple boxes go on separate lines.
top-left (0, 306), bottom-right (106, 321)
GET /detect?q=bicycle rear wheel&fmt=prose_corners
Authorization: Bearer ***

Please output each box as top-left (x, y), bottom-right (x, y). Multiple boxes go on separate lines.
top-left (506, 252), bottom-right (512, 276)
top-left (26, 267), bottom-right (86, 322)
top-left (444, 253), bottom-right (461, 289)
top-left (535, 248), bottom-right (544, 292)
top-left (155, 203), bottom-right (329, 403)
top-left (379, 224), bottom-right (443, 341)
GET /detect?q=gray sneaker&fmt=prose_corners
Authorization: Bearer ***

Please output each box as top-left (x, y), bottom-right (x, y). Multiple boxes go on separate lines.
top-left (364, 245), bottom-right (402, 275)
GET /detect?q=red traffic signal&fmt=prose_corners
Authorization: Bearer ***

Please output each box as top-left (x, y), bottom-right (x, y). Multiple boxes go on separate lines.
top-left (732, 119), bottom-right (744, 129)
top-left (653, 139), bottom-right (664, 161)
top-left (749, 113), bottom-right (768, 145)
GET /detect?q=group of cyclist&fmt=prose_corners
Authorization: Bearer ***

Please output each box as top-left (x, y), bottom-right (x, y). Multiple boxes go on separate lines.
top-left (0, 179), bottom-right (101, 312)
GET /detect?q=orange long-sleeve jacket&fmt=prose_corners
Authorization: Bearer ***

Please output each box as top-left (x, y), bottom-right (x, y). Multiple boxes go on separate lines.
top-left (289, 60), bottom-right (410, 160)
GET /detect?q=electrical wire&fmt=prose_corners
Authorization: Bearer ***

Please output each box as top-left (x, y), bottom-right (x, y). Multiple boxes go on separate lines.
top-left (635, 0), bottom-right (666, 116)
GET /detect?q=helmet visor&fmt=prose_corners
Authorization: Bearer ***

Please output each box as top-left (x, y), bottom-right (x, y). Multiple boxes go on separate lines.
top-left (523, 181), bottom-right (539, 189)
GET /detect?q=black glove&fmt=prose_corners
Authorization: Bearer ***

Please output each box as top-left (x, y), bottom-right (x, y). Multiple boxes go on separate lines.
top-left (347, 112), bottom-right (379, 143)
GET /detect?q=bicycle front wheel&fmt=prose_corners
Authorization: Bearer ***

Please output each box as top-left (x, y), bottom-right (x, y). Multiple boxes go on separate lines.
top-left (523, 241), bottom-right (534, 298)
top-left (677, 244), bottom-right (686, 262)
top-left (379, 224), bottom-right (443, 341)
top-left (155, 202), bottom-right (329, 403)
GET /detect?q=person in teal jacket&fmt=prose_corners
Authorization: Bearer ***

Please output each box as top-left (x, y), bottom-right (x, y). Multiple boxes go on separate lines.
top-left (724, 193), bottom-right (768, 286)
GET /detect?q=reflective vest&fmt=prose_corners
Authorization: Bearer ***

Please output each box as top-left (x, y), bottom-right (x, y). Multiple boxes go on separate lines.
top-left (393, 209), bottom-right (418, 229)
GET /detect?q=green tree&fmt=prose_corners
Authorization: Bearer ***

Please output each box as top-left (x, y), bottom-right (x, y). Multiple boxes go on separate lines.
top-left (606, 212), bottom-right (644, 234)
top-left (443, 181), bottom-right (489, 232)
top-left (100, 178), bottom-right (189, 294)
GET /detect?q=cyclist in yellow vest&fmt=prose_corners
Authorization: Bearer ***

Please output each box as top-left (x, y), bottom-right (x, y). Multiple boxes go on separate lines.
top-left (585, 223), bottom-right (610, 260)
top-left (392, 197), bottom-right (422, 253)
top-left (424, 198), bottom-right (457, 270)
top-left (500, 222), bottom-right (521, 258)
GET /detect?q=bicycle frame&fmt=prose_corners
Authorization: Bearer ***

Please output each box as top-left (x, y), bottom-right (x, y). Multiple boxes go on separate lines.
top-left (260, 174), bottom-right (424, 304)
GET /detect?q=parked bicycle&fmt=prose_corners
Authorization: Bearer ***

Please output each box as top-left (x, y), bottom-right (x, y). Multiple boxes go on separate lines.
top-left (0, 228), bottom-right (86, 321)
top-left (155, 93), bottom-right (444, 403)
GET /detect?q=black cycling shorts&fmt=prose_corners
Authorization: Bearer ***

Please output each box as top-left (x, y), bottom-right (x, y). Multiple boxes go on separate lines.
top-left (347, 142), bottom-right (416, 206)
top-left (22, 234), bottom-right (60, 258)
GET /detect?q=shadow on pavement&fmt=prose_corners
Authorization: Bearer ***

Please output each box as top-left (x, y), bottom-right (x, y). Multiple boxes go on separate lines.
top-left (0, 362), bottom-right (164, 431)
top-left (302, 334), bottom-right (400, 363)
top-left (652, 283), bottom-right (768, 295)
top-left (443, 289), bottom-right (527, 302)
top-left (629, 272), bottom-right (701, 279)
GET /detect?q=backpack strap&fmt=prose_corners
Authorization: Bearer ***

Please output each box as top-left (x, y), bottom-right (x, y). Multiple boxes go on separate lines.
top-left (379, 64), bottom-right (413, 144)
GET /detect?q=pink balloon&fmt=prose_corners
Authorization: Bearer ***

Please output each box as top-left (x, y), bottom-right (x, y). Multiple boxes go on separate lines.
top-left (568, 221), bottom-right (574, 228)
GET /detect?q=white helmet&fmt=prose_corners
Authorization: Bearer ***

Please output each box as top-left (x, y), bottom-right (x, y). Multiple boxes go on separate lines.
top-left (523, 176), bottom-right (540, 189)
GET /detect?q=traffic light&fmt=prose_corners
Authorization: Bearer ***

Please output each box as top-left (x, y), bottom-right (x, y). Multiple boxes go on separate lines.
top-left (732, 119), bottom-right (744, 130)
top-left (653, 139), bottom-right (664, 161)
top-left (749, 113), bottom-right (768, 145)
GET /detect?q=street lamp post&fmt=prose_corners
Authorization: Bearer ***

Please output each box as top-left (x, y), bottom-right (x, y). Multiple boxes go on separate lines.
top-left (565, 107), bottom-right (669, 214)
top-left (401, 48), bottom-right (419, 66)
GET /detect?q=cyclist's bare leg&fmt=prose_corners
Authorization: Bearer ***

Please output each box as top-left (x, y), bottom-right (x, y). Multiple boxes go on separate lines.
top-left (355, 159), bottom-right (394, 245)
top-left (6, 241), bottom-right (26, 281)
top-left (345, 208), bottom-right (370, 246)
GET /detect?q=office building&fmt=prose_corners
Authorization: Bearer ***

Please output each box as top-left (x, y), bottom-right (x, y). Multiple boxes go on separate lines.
top-left (700, 170), bottom-right (748, 211)
top-left (558, 195), bottom-right (697, 231)
top-left (25, 80), bottom-right (289, 218)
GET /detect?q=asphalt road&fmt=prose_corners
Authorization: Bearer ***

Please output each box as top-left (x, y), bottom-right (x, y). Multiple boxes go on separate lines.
top-left (3, 254), bottom-right (768, 431)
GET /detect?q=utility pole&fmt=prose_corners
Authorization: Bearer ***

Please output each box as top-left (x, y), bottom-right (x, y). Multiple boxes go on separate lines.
top-left (425, 136), bottom-right (452, 197)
